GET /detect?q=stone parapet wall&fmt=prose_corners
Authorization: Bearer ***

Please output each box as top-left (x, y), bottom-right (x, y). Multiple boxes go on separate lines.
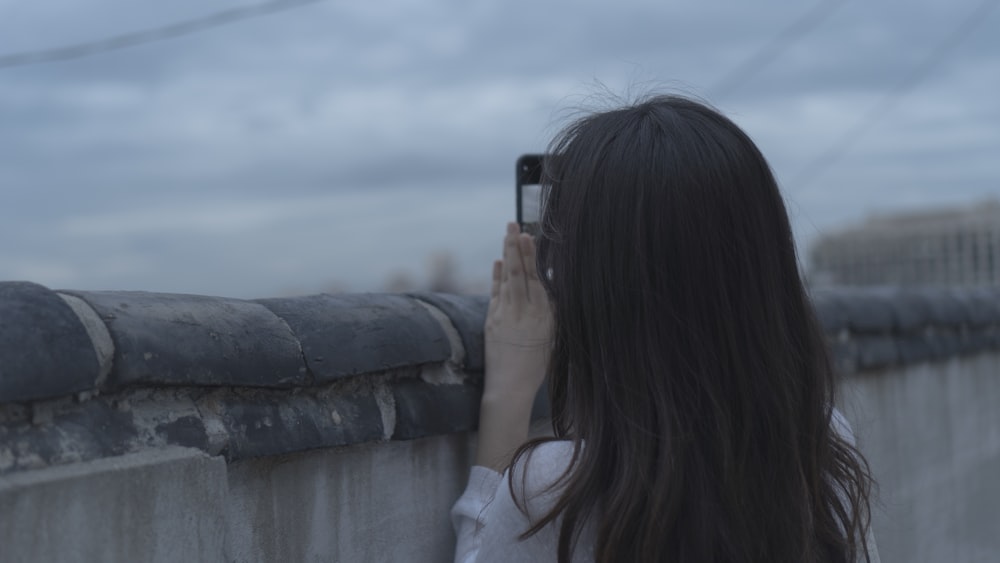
top-left (1, 283), bottom-right (497, 475)
top-left (811, 286), bottom-right (1000, 371)
top-left (2, 282), bottom-right (1000, 562)
top-left (3, 282), bottom-right (1000, 476)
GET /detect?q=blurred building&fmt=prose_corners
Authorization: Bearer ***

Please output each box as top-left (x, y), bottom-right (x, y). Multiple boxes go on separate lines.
top-left (809, 201), bottom-right (1000, 287)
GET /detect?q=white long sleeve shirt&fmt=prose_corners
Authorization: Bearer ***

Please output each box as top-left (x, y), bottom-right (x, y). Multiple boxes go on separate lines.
top-left (452, 440), bottom-right (589, 563)
top-left (451, 410), bottom-right (880, 563)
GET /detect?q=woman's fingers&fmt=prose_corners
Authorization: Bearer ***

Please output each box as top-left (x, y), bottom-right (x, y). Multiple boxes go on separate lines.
top-left (490, 260), bottom-right (502, 300)
top-left (519, 234), bottom-right (538, 280)
top-left (503, 223), bottom-right (521, 274)
top-left (501, 222), bottom-right (518, 283)
top-left (504, 223), bottom-right (528, 301)
top-left (498, 223), bottom-right (548, 307)
top-left (519, 234), bottom-right (546, 304)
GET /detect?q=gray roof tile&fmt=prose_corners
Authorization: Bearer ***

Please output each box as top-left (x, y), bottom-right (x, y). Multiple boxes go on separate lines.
top-left (0, 282), bottom-right (99, 402)
top-left (255, 293), bottom-right (452, 382)
top-left (64, 290), bottom-right (307, 389)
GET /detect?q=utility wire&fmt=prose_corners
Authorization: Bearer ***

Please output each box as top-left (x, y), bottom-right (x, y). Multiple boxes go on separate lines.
top-left (711, 0), bottom-right (846, 98)
top-left (792, 0), bottom-right (1000, 190)
top-left (0, 0), bottom-right (325, 70)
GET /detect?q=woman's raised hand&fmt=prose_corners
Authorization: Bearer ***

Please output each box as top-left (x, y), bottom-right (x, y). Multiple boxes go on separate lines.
top-left (475, 223), bottom-right (553, 471)
top-left (482, 222), bottom-right (553, 403)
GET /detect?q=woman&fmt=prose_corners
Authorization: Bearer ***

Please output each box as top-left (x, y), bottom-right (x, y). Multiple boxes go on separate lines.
top-left (452, 95), bottom-right (877, 562)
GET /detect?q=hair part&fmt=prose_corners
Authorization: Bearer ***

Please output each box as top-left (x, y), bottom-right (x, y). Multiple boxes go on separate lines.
top-left (509, 95), bottom-right (874, 563)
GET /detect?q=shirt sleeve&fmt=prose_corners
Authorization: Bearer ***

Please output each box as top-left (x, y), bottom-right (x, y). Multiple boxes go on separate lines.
top-left (451, 466), bottom-right (503, 563)
top-left (831, 408), bottom-right (882, 563)
top-left (451, 442), bottom-right (578, 563)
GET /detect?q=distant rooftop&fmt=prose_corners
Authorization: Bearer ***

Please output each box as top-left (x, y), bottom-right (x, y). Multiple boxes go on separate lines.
top-left (833, 200), bottom-right (1000, 238)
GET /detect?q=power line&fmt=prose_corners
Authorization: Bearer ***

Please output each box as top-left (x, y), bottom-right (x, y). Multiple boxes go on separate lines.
top-left (711, 0), bottom-right (847, 98)
top-left (792, 0), bottom-right (1000, 189)
top-left (0, 0), bottom-right (325, 70)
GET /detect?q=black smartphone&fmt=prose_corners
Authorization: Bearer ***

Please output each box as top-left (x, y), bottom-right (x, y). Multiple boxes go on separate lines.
top-left (516, 154), bottom-right (545, 236)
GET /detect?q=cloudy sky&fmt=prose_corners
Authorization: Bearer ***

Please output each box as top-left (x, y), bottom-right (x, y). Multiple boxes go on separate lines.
top-left (1, 0), bottom-right (997, 297)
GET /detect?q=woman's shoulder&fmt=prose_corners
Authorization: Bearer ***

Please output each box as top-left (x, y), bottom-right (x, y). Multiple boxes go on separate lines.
top-left (831, 407), bottom-right (856, 446)
top-left (510, 440), bottom-right (576, 481)
top-left (507, 440), bottom-right (578, 517)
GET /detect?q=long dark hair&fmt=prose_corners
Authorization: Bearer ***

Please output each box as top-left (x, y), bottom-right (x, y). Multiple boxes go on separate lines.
top-left (510, 95), bottom-right (873, 562)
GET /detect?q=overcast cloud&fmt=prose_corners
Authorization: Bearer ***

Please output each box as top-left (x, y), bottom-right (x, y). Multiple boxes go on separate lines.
top-left (1, 0), bottom-right (997, 297)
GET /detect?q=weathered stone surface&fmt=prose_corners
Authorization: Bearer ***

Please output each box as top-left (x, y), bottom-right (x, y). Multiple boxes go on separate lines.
top-left (962, 327), bottom-right (993, 354)
top-left (957, 325), bottom-right (990, 355)
top-left (841, 353), bottom-right (1000, 563)
top-left (0, 282), bottom-right (99, 402)
top-left (0, 398), bottom-right (138, 474)
top-left (58, 293), bottom-right (115, 388)
top-left (828, 338), bottom-right (859, 376)
top-left (410, 293), bottom-right (489, 372)
top-left (856, 335), bottom-right (900, 370)
top-left (887, 289), bottom-right (933, 332)
top-left (3, 283), bottom-right (1000, 481)
top-left (963, 289), bottom-right (1000, 326)
top-left (217, 388), bottom-right (385, 460)
top-left (392, 373), bottom-right (547, 441)
top-left (922, 289), bottom-right (968, 325)
top-left (896, 334), bottom-right (935, 365)
top-left (928, 326), bottom-right (963, 358)
top-left (391, 377), bottom-right (481, 440)
top-left (64, 291), bottom-right (307, 389)
top-left (1, 383), bottom-right (390, 473)
top-left (225, 434), bottom-right (473, 563)
top-left (814, 288), bottom-right (1000, 370)
top-left (155, 416), bottom-right (209, 451)
top-left (0, 447), bottom-right (228, 563)
top-left (838, 289), bottom-right (896, 332)
top-left (810, 291), bottom-right (849, 332)
top-left (985, 326), bottom-right (1000, 348)
top-left (256, 293), bottom-right (451, 382)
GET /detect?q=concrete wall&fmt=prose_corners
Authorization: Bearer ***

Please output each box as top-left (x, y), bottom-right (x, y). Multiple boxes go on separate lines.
top-left (1, 436), bottom-right (478, 563)
top-left (225, 434), bottom-right (475, 563)
top-left (3, 284), bottom-right (1000, 562)
top-left (3, 357), bottom-right (998, 563)
top-left (1, 448), bottom-right (229, 563)
top-left (841, 353), bottom-right (1000, 563)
